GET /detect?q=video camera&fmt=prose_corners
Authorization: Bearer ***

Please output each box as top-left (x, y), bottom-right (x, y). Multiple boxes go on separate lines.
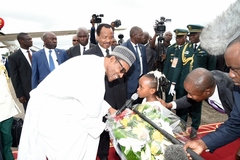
top-left (112, 19), bottom-right (121, 28)
top-left (154, 17), bottom-right (171, 41)
top-left (90, 14), bottom-right (104, 24)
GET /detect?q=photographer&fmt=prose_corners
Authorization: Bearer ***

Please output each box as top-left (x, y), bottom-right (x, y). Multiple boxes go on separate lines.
top-left (150, 17), bottom-right (172, 71)
top-left (150, 30), bottom-right (172, 71)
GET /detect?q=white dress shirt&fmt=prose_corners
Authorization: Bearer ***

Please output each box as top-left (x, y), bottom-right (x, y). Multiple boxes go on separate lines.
top-left (44, 48), bottom-right (59, 68)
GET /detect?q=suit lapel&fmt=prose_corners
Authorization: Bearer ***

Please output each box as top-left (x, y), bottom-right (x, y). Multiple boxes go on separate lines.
top-left (127, 40), bottom-right (140, 61)
top-left (41, 49), bottom-right (50, 69)
top-left (19, 50), bottom-right (31, 68)
top-left (55, 49), bottom-right (61, 64)
top-left (216, 76), bottom-right (232, 115)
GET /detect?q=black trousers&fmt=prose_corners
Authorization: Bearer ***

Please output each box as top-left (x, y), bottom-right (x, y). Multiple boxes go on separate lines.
top-left (97, 129), bottom-right (110, 159)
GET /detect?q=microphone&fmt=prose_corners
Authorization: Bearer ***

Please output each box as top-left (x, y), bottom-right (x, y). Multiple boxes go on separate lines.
top-left (116, 93), bottom-right (138, 115)
top-left (200, 0), bottom-right (240, 56)
top-left (164, 144), bottom-right (188, 160)
top-left (164, 144), bottom-right (204, 160)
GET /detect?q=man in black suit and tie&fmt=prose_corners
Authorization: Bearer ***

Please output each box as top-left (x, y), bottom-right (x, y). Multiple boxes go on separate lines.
top-left (84, 23), bottom-right (126, 160)
top-left (67, 27), bottom-right (96, 58)
top-left (8, 32), bottom-right (33, 111)
top-left (160, 67), bottom-right (234, 117)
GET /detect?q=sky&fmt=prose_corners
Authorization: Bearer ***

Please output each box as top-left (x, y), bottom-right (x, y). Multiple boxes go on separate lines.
top-left (0, 0), bottom-right (237, 53)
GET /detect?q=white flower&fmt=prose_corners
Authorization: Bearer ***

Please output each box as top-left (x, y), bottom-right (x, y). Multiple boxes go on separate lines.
top-left (118, 137), bottom-right (146, 153)
top-left (141, 143), bottom-right (152, 160)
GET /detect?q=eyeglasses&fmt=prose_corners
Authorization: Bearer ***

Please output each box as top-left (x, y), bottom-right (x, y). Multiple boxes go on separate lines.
top-left (115, 58), bottom-right (127, 75)
top-left (72, 40), bottom-right (78, 42)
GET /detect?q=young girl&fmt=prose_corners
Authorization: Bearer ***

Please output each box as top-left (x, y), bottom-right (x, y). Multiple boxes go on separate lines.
top-left (136, 70), bottom-right (185, 128)
top-left (137, 70), bottom-right (167, 108)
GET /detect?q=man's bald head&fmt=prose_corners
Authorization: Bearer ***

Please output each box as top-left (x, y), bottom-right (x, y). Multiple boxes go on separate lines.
top-left (184, 68), bottom-right (216, 92)
top-left (184, 68), bottom-right (216, 102)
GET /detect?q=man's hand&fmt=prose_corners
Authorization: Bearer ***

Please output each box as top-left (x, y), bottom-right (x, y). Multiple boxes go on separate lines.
top-left (168, 84), bottom-right (175, 96)
top-left (156, 96), bottom-right (173, 109)
top-left (19, 96), bottom-right (26, 104)
top-left (156, 96), bottom-right (166, 106)
top-left (184, 139), bottom-right (208, 155)
top-left (108, 107), bottom-right (117, 115)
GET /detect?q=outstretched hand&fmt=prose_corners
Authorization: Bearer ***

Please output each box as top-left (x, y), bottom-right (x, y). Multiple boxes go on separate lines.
top-left (156, 96), bottom-right (167, 107)
top-left (184, 139), bottom-right (208, 155)
top-left (156, 96), bottom-right (173, 109)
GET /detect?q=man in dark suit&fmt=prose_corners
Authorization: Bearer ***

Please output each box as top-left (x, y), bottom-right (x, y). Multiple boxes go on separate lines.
top-left (32, 32), bottom-right (68, 89)
top-left (84, 23), bottom-right (126, 160)
top-left (184, 35), bottom-right (240, 155)
top-left (8, 32), bottom-right (33, 111)
top-left (67, 27), bottom-right (96, 58)
top-left (141, 31), bottom-right (156, 72)
top-left (121, 26), bottom-right (148, 102)
top-left (170, 24), bottom-right (216, 139)
top-left (161, 68), bottom-right (234, 117)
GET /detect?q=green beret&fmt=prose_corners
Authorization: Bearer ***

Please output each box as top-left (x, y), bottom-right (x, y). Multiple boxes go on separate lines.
top-left (174, 29), bottom-right (188, 36)
top-left (187, 24), bottom-right (204, 33)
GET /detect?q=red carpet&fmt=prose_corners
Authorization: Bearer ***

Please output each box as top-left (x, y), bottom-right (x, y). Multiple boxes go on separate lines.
top-left (198, 122), bottom-right (240, 160)
top-left (13, 122), bottom-right (240, 160)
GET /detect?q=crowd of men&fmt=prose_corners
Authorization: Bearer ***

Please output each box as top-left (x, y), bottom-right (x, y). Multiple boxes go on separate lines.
top-left (1, 17), bottom-right (237, 160)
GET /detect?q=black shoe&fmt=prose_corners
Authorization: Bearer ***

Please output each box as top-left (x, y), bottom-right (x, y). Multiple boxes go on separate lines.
top-left (190, 129), bottom-right (198, 139)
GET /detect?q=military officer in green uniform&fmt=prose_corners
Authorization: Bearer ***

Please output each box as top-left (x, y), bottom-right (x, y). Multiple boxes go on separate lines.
top-left (163, 29), bottom-right (188, 103)
top-left (169, 24), bottom-right (216, 139)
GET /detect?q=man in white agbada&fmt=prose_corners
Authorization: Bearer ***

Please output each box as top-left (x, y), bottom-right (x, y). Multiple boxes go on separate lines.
top-left (17, 46), bottom-right (136, 160)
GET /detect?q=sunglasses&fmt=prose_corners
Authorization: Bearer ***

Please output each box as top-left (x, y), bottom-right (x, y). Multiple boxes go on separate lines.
top-left (72, 40), bottom-right (78, 42)
top-left (115, 58), bottom-right (127, 75)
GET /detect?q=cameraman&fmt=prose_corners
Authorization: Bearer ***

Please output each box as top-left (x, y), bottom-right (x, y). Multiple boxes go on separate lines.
top-left (150, 30), bottom-right (172, 71)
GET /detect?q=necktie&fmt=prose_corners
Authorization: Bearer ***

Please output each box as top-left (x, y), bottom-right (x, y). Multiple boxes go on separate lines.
top-left (135, 45), bottom-right (143, 76)
top-left (135, 45), bottom-right (138, 54)
top-left (49, 49), bottom-right (55, 72)
top-left (208, 99), bottom-right (225, 113)
top-left (83, 46), bottom-right (86, 52)
top-left (106, 49), bottom-right (109, 56)
top-left (27, 50), bottom-right (32, 63)
top-left (194, 44), bottom-right (198, 51)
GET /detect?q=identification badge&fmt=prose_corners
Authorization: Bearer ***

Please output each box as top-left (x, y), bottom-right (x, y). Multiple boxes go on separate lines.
top-left (171, 57), bottom-right (178, 68)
